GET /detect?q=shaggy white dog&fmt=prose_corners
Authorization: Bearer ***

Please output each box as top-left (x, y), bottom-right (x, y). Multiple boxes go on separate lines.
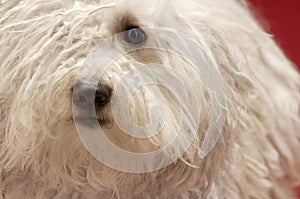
top-left (0, 0), bottom-right (300, 198)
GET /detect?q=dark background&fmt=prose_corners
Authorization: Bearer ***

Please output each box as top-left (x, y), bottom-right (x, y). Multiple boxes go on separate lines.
top-left (249, 0), bottom-right (300, 197)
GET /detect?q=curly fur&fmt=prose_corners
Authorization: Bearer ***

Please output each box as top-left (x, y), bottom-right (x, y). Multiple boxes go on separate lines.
top-left (0, 0), bottom-right (300, 198)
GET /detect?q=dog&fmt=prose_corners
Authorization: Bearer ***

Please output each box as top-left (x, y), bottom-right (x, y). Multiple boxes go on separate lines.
top-left (0, 0), bottom-right (300, 198)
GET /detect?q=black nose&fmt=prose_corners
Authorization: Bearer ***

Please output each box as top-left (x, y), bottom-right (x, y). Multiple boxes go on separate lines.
top-left (72, 82), bottom-right (112, 110)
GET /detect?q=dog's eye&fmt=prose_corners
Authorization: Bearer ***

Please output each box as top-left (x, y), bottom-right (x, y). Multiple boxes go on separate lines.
top-left (124, 27), bottom-right (146, 45)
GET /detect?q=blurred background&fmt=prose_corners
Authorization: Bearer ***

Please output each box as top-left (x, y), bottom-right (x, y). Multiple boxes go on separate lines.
top-left (249, 0), bottom-right (300, 197)
top-left (250, 0), bottom-right (300, 69)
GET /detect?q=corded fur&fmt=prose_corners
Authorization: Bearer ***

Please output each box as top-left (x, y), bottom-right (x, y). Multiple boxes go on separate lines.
top-left (0, 0), bottom-right (300, 198)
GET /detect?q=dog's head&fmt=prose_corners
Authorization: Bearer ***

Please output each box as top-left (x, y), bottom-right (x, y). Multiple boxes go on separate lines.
top-left (1, 0), bottom-right (290, 197)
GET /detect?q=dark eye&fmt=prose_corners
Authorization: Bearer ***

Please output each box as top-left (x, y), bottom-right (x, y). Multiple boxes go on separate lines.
top-left (124, 27), bottom-right (146, 45)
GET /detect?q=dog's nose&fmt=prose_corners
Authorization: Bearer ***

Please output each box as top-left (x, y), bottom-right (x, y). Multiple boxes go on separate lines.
top-left (72, 82), bottom-right (112, 110)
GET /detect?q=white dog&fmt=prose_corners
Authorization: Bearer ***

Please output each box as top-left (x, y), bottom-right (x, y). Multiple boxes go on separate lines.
top-left (0, 0), bottom-right (300, 198)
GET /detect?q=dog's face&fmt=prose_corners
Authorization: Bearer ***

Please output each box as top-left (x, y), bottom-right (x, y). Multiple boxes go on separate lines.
top-left (67, 0), bottom-right (228, 179)
top-left (0, 0), bottom-right (271, 197)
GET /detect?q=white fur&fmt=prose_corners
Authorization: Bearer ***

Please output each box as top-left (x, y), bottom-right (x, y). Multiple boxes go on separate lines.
top-left (0, 0), bottom-right (300, 198)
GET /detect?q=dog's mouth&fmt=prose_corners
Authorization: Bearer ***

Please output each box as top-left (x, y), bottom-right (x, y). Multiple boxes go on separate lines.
top-left (72, 100), bottom-right (112, 127)
top-left (74, 116), bottom-right (111, 127)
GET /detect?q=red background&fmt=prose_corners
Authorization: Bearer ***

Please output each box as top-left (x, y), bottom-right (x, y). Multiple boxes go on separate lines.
top-left (249, 0), bottom-right (300, 197)
top-left (249, 0), bottom-right (300, 69)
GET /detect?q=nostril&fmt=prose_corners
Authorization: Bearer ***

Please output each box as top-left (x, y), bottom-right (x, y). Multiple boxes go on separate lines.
top-left (72, 83), bottom-right (95, 108)
top-left (73, 90), bottom-right (90, 108)
top-left (95, 84), bottom-right (112, 108)
top-left (74, 94), bottom-right (87, 106)
top-left (95, 93), bottom-right (108, 108)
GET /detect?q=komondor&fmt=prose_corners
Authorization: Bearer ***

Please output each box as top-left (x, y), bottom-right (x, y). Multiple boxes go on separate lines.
top-left (0, 0), bottom-right (300, 198)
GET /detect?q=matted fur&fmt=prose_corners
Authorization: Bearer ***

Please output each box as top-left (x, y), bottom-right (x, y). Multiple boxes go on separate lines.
top-left (0, 0), bottom-right (300, 198)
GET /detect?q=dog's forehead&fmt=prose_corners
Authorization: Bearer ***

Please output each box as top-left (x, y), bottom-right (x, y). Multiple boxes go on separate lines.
top-left (102, 0), bottom-right (173, 32)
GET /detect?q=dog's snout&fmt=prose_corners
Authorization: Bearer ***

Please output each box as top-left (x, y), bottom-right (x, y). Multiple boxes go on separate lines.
top-left (72, 82), bottom-right (112, 109)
